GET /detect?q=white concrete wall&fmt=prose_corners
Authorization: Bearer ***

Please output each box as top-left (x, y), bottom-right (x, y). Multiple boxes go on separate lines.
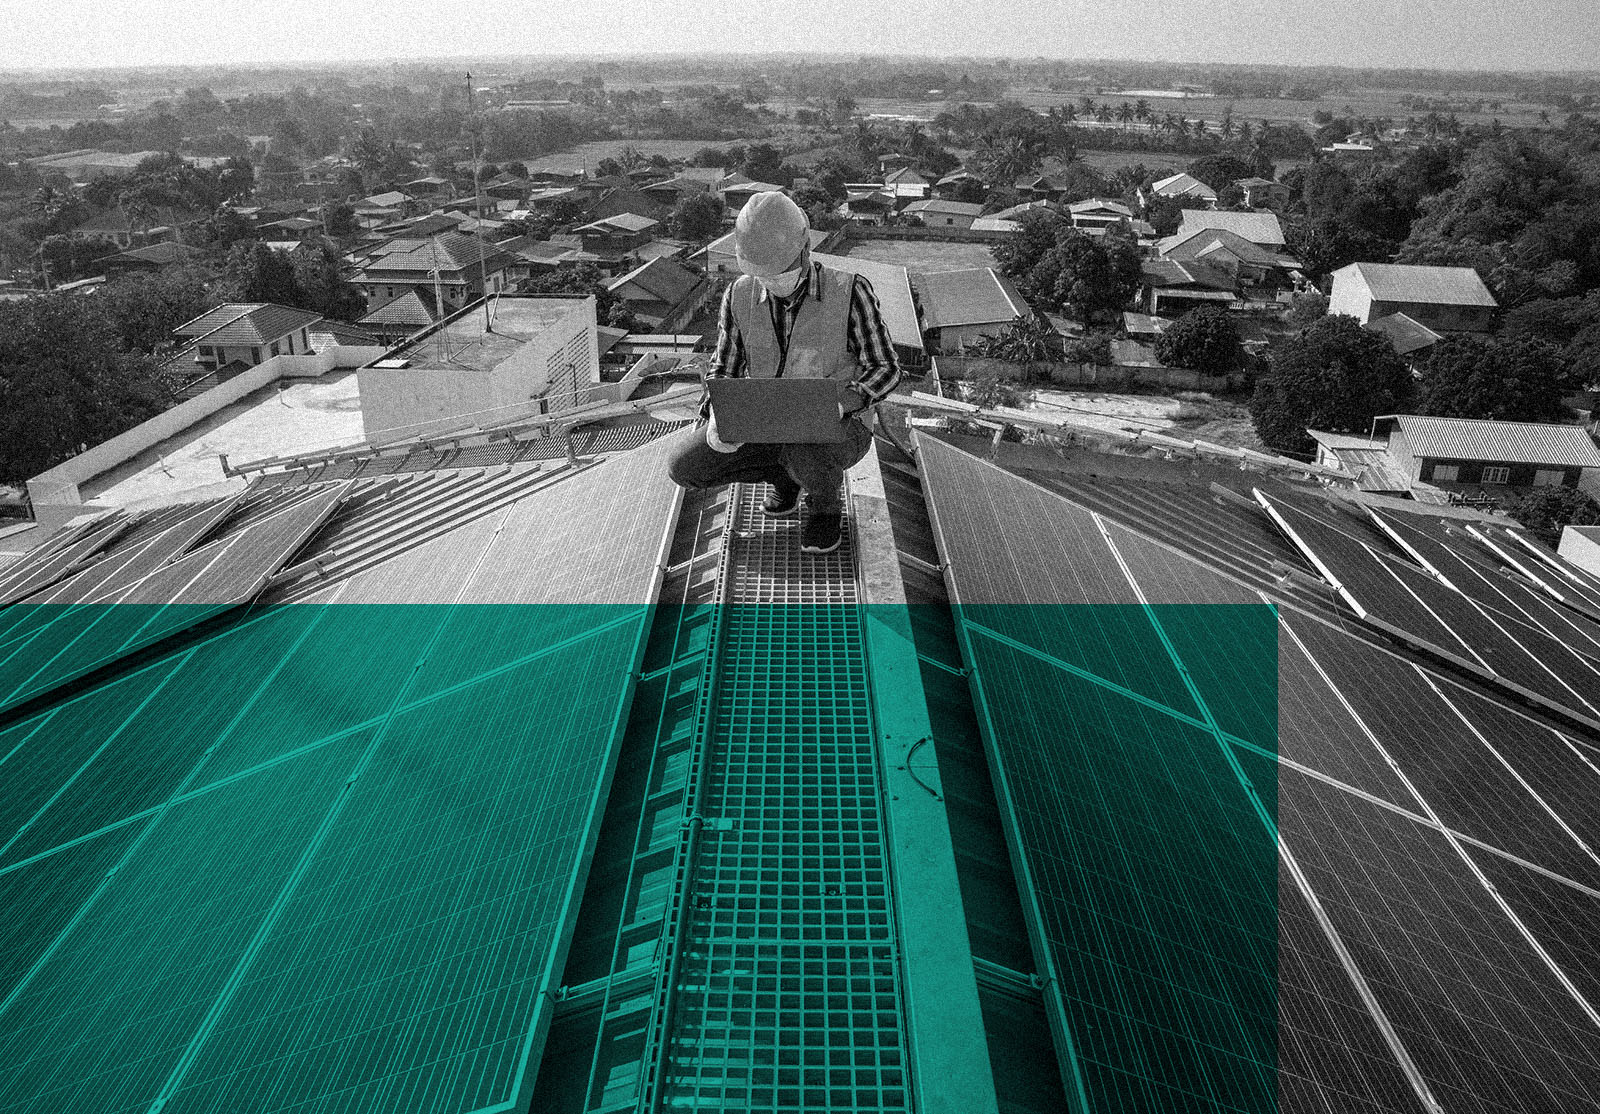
top-left (357, 367), bottom-right (498, 444)
top-left (1327, 266), bottom-right (1372, 323)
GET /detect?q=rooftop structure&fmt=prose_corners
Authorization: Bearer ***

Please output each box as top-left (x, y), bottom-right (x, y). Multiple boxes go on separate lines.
top-left (358, 294), bottom-right (601, 441)
top-left (809, 251), bottom-right (925, 364)
top-left (4, 407), bottom-right (1600, 1114)
top-left (913, 267), bottom-right (1030, 352)
top-left (1330, 262), bottom-right (1498, 332)
top-left (1173, 208), bottom-right (1286, 247)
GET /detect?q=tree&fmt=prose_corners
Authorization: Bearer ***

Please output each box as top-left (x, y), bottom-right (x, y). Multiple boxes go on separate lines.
top-left (521, 264), bottom-right (638, 332)
top-left (1508, 486), bottom-right (1600, 546)
top-left (291, 242), bottom-right (365, 321)
top-left (963, 315), bottom-right (1057, 381)
top-left (1248, 315), bottom-right (1413, 457)
top-left (1154, 307), bottom-right (1243, 375)
top-left (321, 201), bottom-right (358, 238)
top-left (668, 193), bottom-right (726, 242)
top-left (1415, 335), bottom-right (1568, 423)
top-left (1186, 154), bottom-right (1253, 193)
top-left (1027, 230), bottom-right (1142, 324)
top-left (97, 267), bottom-right (217, 355)
top-left (0, 294), bottom-right (173, 484)
top-left (970, 133), bottom-right (1044, 185)
top-left (219, 241), bottom-right (300, 306)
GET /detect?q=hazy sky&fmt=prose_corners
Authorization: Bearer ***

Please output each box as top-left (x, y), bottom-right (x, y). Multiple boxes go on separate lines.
top-left (4, 0), bottom-right (1599, 72)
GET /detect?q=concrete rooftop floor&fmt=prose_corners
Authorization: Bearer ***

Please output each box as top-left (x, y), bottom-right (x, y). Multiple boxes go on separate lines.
top-left (81, 371), bottom-right (367, 509)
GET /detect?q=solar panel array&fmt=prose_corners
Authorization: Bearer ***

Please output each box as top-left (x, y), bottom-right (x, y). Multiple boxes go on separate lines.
top-left (0, 448), bottom-right (682, 1114)
top-left (914, 432), bottom-right (1600, 1114)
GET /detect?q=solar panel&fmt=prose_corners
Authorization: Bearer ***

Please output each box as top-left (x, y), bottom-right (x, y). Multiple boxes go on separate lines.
top-left (1371, 510), bottom-right (1600, 659)
top-left (918, 433), bottom-right (1600, 1112)
top-left (1257, 490), bottom-right (1600, 729)
top-left (1279, 766), bottom-right (1600, 1113)
top-left (961, 630), bottom-right (1278, 1113)
top-left (0, 514), bottom-right (129, 605)
top-left (0, 448), bottom-right (682, 1114)
top-left (0, 484), bottom-right (349, 713)
top-left (1276, 869), bottom-right (1428, 1114)
top-left (917, 435), bottom-right (1278, 1113)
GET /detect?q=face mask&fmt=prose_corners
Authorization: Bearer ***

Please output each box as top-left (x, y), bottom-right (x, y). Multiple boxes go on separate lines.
top-left (758, 266), bottom-right (805, 298)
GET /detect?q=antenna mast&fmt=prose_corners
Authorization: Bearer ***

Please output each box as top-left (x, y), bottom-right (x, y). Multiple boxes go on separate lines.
top-left (466, 72), bottom-right (493, 332)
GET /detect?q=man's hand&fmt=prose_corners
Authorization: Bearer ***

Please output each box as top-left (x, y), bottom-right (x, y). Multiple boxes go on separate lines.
top-left (706, 410), bottom-right (743, 453)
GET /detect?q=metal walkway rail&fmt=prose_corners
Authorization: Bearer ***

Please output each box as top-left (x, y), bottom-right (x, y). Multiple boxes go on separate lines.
top-left (646, 482), bottom-right (911, 1112)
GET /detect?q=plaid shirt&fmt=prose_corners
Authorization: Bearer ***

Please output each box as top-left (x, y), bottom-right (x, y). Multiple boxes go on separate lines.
top-left (703, 262), bottom-right (901, 416)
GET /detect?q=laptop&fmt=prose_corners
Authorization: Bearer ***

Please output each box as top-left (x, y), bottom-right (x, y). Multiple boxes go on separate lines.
top-left (706, 378), bottom-right (848, 444)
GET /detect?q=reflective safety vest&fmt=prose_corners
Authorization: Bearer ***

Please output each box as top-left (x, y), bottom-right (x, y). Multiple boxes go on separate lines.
top-left (728, 265), bottom-right (855, 382)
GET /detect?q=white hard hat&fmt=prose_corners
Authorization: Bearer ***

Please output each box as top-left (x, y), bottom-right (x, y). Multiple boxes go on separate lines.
top-left (735, 191), bottom-right (810, 277)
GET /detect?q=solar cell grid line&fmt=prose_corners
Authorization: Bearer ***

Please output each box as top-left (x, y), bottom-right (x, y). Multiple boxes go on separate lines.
top-left (1275, 838), bottom-right (1440, 1114)
top-left (0, 605), bottom-right (335, 872)
top-left (957, 630), bottom-right (1278, 1114)
top-left (1420, 672), bottom-right (1600, 879)
top-left (157, 618), bottom-right (654, 1114)
top-left (1413, 667), bottom-right (1600, 886)
top-left (1278, 765), bottom-right (1600, 1113)
top-left (1282, 611), bottom-right (1600, 894)
top-left (1285, 639), bottom-right (1600, 1032)
top-left (1376, 511), bottom-right (1600, 663)
top-left (1376, 555), bottom-right (1600, 727)
top-left (1253, 490), bottom-right (1490, 672)
top-left (0, 727), bottom-right (377, 1114)
top-left (1464, 848), bottom-right (1600, 1020)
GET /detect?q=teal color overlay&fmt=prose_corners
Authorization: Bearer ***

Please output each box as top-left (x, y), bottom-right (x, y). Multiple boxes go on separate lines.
top-left (0, 601), bottom-right (1278, 1113)
top-left (952, 603), bottom-right (1279, 1114)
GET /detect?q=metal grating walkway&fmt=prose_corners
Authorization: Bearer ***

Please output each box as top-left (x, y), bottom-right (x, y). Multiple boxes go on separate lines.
top-left (651, 482), bottom-right (910, 1112)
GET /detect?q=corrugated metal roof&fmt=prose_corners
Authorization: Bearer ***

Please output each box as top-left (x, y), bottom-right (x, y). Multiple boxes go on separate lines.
top-left (913, 267), bottom-right (1028, 328)
top-left (1175, 210), bottom-right (1285, 247)
top-left (1150, 173), bottom-right (1216, 199)
top-left (1381, 414), bottom-right (1600, 466)
top-left (904, 199), bottom-right (985, 216)
top-left (810, 252), bottom-right (924, 352)
top-left (1364, 312), bottom-right (1442, 355)
top-left (1159, 228), bottom-right (1281, 267)
top-left (1345, 263), bottom-right (1498, 307)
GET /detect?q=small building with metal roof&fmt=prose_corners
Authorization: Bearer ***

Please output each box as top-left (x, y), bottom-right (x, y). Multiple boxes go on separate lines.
top-left (1374, 413), bottom-right (1600, 491)
top-left (1330, 262), bottom-right (1498, 332)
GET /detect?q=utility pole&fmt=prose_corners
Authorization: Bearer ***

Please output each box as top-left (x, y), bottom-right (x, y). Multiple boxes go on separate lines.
top-left (466, 72), bottom-right (493, 333)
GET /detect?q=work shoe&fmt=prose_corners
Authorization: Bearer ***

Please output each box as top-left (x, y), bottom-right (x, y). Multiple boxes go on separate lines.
top-left (762, 479), bottom-right (801, 517)
top-left (800, 512), bottom-right (843, 555)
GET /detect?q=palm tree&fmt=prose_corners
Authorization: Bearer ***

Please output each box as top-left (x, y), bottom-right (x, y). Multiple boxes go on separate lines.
top-left (1095, 105), bottom-right (1112, 124)
top-left (1060, 103), bottom-right (1077, 124)
top-left (972, 134), bottom-right (1045, 185)
top-left (1220, 109), bottom-right (1236, 139)
top-left (1237, 121), bottom-right (1255, 145)
top-left (1117, 102), bottom-right (1135, 130)
top-left (1134, 99), bottom-right (1151, 126)
top-left (348, 129), bottom-right (387, 193)
top-left (29, 185), bottom-right (64, 220)
top-left (1080, 96), bottom-right (1097, 117)
top-left (898, 121), bottom-right (926, 157)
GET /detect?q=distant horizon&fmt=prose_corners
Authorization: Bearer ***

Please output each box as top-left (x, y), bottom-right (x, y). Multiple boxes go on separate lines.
top-left (6, 1), bottom-right (1600, 75)
top-left (4, 50), bottom-right (1600, 81)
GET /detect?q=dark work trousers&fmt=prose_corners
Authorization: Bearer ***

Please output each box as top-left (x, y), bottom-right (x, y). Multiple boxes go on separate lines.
top-left (665, 416), bottom-right (873, 514)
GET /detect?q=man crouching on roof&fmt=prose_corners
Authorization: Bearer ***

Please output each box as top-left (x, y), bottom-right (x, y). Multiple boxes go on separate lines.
top-left (665, 191), bottom-right (901, 556)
